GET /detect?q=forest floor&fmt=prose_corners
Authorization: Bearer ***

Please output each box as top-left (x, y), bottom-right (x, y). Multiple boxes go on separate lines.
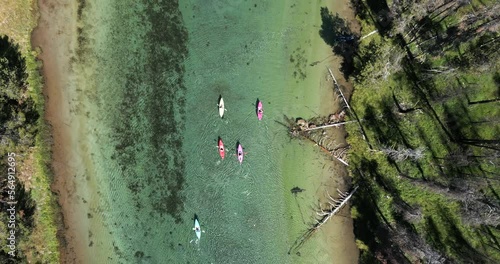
top-left (340, 0), bottom-right (500, 262)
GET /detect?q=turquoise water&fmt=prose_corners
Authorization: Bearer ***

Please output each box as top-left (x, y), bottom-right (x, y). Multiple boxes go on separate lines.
top-left (71, 0), bottom-right (338, 263)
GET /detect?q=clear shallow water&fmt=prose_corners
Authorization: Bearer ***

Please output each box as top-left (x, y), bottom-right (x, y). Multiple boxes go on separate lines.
top-left (70, 0), bottom-right (340, 263)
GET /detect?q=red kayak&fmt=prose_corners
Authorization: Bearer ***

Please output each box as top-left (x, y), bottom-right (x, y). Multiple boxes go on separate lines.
top-left (218, 138), bottom-right (225, 159)
top-left (237, 143), bottom-right (244, 164)
top-left (257, 100), bottom-right (263, 120)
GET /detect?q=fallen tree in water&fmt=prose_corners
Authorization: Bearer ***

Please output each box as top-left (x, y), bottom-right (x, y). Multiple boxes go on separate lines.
top-left (286, 115), bottom-right (351, 166)
top-left (284, 67), bottom-right (361, 166)
top-left (288, 185), bottom-right (359, 254)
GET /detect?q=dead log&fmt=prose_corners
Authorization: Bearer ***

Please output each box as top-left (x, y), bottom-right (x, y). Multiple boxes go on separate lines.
top-left (327, 67), bottom-right (350, 111)
top-left (303, 120), bottom-right (357, 131)
top-left (288, 185), bottom-right (359, 254)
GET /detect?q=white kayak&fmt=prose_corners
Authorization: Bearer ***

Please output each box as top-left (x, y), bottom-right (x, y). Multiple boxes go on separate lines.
top-left (193, 219), bottom-right (201, 240)
top-left (218, 97), bottom-right (225, 118)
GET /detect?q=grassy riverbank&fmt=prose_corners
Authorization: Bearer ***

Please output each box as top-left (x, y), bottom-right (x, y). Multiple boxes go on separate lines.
top-left (0, 0), bottom-right (60, 263)
top-left (336, 0), bottom-right (500, 262)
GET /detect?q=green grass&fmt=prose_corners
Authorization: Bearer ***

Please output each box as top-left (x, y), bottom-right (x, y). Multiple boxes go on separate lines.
top-left (0, 0), bottom-right (37, 51)
top-left (1, 1), bottom-right (61, 263)
top-left (24, 48), bottom-right (60, 263)
top-left (346, 0), bottom-right (500, 262)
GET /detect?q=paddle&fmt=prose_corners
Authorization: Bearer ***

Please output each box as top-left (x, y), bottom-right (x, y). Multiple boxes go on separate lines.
top-left (189, 227), bottom-right (206, 245)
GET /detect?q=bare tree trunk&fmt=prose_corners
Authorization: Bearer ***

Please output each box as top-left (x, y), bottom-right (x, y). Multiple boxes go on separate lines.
top-left (327, 67), bottom-right (350, 110)
top-left (304, 120), bottom-right (357, 131)
top-left (288, 186), bottom-right (358, 254)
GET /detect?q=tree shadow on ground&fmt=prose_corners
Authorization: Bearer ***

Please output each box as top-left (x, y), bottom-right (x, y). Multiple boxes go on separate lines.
top-left (351, 181), bottom-right (384, 263)
top-left (494, 72), bottom-right (500, 93)
top-left (424, 216), bottom-right (447, 254)
top-left (353, 167), bottom-right (411, 263)
top-left (350, 0), bottom-right (393, 36)
top-left (396, 57), bottom-right (460, 146)
top-left (446, 32), bottom-right (500, 70)
top-left (442, 96), bottom-right (500, 151)
top-left (364, 0), bottom-right (393, 35)
top-left (378, 96), bottom-right (414, 148)
top-left (362, 104), bottom-right (387, 145)
top-left (437, 205), bottom-right (490, 262)
top-left (479, 226), bottom-right (500, 254)
top-left (349, 0), bottom-right (370, 21)
top-left (361, 96), bottom-right (418, 149)
top-left (319, 7), bottom-right (359, 78)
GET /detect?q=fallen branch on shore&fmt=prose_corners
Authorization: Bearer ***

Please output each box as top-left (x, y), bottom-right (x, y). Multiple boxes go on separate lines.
top-left (298, 130), bottom-right (350, 166)
top-left (288, 185), bottom-right (359, 254)
top-left (286, 114), bottom-right (351, 165)
top-left (327, 67), bottom-right (350, 111)
top-left (360, 29), bottom-right (379, 41)
top-left (304, 120), bottom-right (357, 131)
top-left (326, 67), bottom-right (371, 146)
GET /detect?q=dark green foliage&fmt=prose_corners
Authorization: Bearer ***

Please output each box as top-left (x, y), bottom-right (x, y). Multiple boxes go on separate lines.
top-left (0, 36), bottom-right (27, 95)
top-left (0, 34), bottom-right (38, 147)
top-left (0, 35), bottom-right (38, 150)
top-left (0, 35), bottom-right (40, 261)
top-left (364, 0), bottom-right (393, 35)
